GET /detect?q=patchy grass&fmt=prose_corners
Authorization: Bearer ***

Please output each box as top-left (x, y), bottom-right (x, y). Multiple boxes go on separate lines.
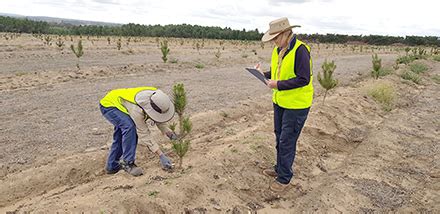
top-left (15, 72), bottom-right (27, 76)
top-left (432, 55), bottom-right (440, 62)
top-left (396, 55), bottom-right (416, 65)
top-left (220, 111), bottom-right (228, 118)
top-left (410, 63), bottom-right (428, 74)
top-left (368, 82), bottom-right (395, 112)
top-left (195, 63), bottom-right (204, 69)
top-left (378, 68), bottom-right (393, 77)
top-left (400, 70), bottom-right (421, 84)
top-left (148, 191), bottom-right (159, 197)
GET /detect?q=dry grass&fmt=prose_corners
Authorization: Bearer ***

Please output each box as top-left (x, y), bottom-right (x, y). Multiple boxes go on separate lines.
top-left (401, 70), bottom-right (421, 84)
top-left (368, 82), bottom-right (395, 111)
top-left (409, 62), bottom-right (428, 74)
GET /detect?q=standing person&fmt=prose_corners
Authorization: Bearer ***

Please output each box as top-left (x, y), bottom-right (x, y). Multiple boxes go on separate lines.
top-left (99, 87), bottom-right (178, 176)
top-left (257, 17), bottom-right (313, 192)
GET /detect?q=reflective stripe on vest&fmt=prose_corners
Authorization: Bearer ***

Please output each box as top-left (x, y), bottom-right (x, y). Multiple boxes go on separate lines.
top-left (99, 86), bottom-right (157, 114)
top-left (270, 39), bottom-right (313, 109)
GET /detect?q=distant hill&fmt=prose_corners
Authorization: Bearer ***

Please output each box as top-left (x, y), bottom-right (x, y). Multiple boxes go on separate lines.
top-left (0, 12), bottom-right (120, 26)
top-left (0, 12), bottom-right (25, 18)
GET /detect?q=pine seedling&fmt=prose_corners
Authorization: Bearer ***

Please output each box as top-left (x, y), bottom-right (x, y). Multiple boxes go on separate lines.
top-left (160, 40), bottom-right (170, 63)
top-left (215, 48), bottom-right (221, 59)
top-left (196, 42), bottom-right (201, 53)
top-left (56, 37), bottom-right (64, 49)
top-left (44, 36), bottom-right (52, 46)
top-left (371, 53), bottom-right (382, 79)
top-left (70, 40), bottom-right (84, 69)
top-left (318, 59), bottom-right (338, 104)
top-left (171, 83), bottom-right (191, 168)
top-left (116, 38), bottom-right (121, 50)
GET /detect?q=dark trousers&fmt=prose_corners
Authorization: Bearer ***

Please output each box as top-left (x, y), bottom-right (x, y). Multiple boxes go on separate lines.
top-left (274, 103), bottom-right (309, 184)
top-left (100, 104), bottom-right (138, 171)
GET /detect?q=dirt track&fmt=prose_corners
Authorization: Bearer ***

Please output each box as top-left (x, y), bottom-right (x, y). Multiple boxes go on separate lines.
top-left (0, 34), bottom-right (439, 213)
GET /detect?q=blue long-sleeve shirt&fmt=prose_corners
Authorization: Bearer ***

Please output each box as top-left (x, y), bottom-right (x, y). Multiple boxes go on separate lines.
top-left (264, 37), bottom-right (311, 90)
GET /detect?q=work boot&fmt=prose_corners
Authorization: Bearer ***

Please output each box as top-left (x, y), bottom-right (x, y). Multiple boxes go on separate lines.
top-left (106, 165), bottom-right (121, 174)
top-left (262, 168), bottom-right (277, 178)
top-left (269, 179), bottom-right (289, 192)
top-left (120, 161), bottom-right (143, 176)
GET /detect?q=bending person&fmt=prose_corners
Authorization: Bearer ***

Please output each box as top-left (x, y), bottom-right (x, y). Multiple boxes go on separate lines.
top-left (99, 87), bottom-right (177, 176)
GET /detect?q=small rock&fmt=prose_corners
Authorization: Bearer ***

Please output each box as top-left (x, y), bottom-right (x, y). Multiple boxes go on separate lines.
top-left (16, 159), bottom-right (27, 165)
top-left (213, 205), bottom-right (221, 211)
top-left (213, 174), bottom-right (220, 179)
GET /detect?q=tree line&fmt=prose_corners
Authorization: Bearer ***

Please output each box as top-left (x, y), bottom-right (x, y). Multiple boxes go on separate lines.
top-left (1, 16), bottom-right (439, 46)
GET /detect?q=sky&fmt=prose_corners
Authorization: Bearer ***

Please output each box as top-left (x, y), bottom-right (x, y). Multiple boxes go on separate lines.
top-left (0, 0), bottom-right (439, 37)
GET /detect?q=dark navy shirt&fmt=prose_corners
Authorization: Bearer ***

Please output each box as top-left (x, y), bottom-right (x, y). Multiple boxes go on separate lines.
top-left (264, 37), bottom-right (311, 90)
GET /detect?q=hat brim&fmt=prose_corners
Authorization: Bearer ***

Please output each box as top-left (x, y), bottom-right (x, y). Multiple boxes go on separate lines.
top-left (145, 100), bottom-right (175, 123)
top-left (261, 25), bottom-right (301, 42)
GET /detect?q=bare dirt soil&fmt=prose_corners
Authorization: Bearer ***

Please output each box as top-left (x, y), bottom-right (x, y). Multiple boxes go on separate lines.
top-left (0, 34), bottom-right (438, 213)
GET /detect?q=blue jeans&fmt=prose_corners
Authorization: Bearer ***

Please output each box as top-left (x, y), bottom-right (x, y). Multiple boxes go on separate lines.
top-left (274, 103), bottom-right (309, 184)
top-left (100, 104), bottom-right (138, 171)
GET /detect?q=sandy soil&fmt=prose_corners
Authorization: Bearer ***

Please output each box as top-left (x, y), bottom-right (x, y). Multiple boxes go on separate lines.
top-left (0, 34), bottom-right (438, 213)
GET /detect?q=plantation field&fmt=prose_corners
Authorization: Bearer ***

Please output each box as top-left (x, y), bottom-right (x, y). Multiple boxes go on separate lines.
top-left (0, 33), bottom-right (439, 213)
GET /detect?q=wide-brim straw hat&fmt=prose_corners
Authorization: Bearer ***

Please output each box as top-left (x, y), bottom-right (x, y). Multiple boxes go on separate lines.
top-left (139, 89), bottom-right (175, 123)
top-left (261, 17), bottom-right (301, 42)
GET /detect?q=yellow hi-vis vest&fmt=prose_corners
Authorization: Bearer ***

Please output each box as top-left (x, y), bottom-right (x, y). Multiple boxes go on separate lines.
top-left (271, 39), bottom-right (313, 109)
top-left (99, 87), bottom-right (157, 114)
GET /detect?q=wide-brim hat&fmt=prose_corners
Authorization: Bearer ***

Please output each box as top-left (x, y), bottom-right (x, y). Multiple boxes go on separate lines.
top-left (261, 17), bottom-right (301, 42)
top-left (142, 89), bottom-right (175, 123)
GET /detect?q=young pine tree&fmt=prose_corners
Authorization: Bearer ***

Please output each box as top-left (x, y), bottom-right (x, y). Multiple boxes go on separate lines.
top-left (318, 59), bottom-right (338, 104)
top-left (70, 40), bottom-right (84, 69)
top-left (116, 38), bottom-right (122, 50)
top-left (170, 83), bottom-right (191, 168)
top-left (214, 48), bottom-right (221, 59)
top-left (160, 40), bottom-right (170, 63)
top-left (56, 37), bottom-right (64, 49)
top-left (371, 53), bottom-right (382, 79)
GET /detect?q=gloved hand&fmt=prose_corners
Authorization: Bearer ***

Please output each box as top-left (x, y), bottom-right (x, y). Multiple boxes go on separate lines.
top-left (159, 154), bottom-right (173, 170)
top-left (166, 131), bottom-right (178, 141)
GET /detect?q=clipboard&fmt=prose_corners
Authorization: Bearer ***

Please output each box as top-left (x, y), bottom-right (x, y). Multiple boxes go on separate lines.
top-left (245, 68), bottom-right (268, 85)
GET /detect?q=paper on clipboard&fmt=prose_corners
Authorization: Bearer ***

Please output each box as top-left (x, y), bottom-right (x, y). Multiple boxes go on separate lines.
top-left (245, 68), bottom-right (268, 85)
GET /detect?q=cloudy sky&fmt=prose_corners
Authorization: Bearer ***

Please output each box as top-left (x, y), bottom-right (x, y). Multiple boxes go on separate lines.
top-left (1, 0), bottom-right (439, 37)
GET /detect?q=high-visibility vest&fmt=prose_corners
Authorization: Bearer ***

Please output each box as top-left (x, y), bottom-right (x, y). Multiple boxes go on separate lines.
top-left (100, 87), bottom-right (157, 114)
top-left (271, 39), bottom-right (313, 109)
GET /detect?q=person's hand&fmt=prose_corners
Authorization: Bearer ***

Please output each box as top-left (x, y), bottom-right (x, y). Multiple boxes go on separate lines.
top-left (254, 62), bottom-right (265, 76)
top-left (166, 131), bottom-right (178, 140)
top-left (254, 62), bottom-right (262, 71)
top-left (159, 154), bottom-right (173, 170)
top-left (266, 80), bottom-right (278, 89)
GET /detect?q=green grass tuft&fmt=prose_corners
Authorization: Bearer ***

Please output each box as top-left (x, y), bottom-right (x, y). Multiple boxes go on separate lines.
top-left (368, 83), bottom-right (395, 111)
